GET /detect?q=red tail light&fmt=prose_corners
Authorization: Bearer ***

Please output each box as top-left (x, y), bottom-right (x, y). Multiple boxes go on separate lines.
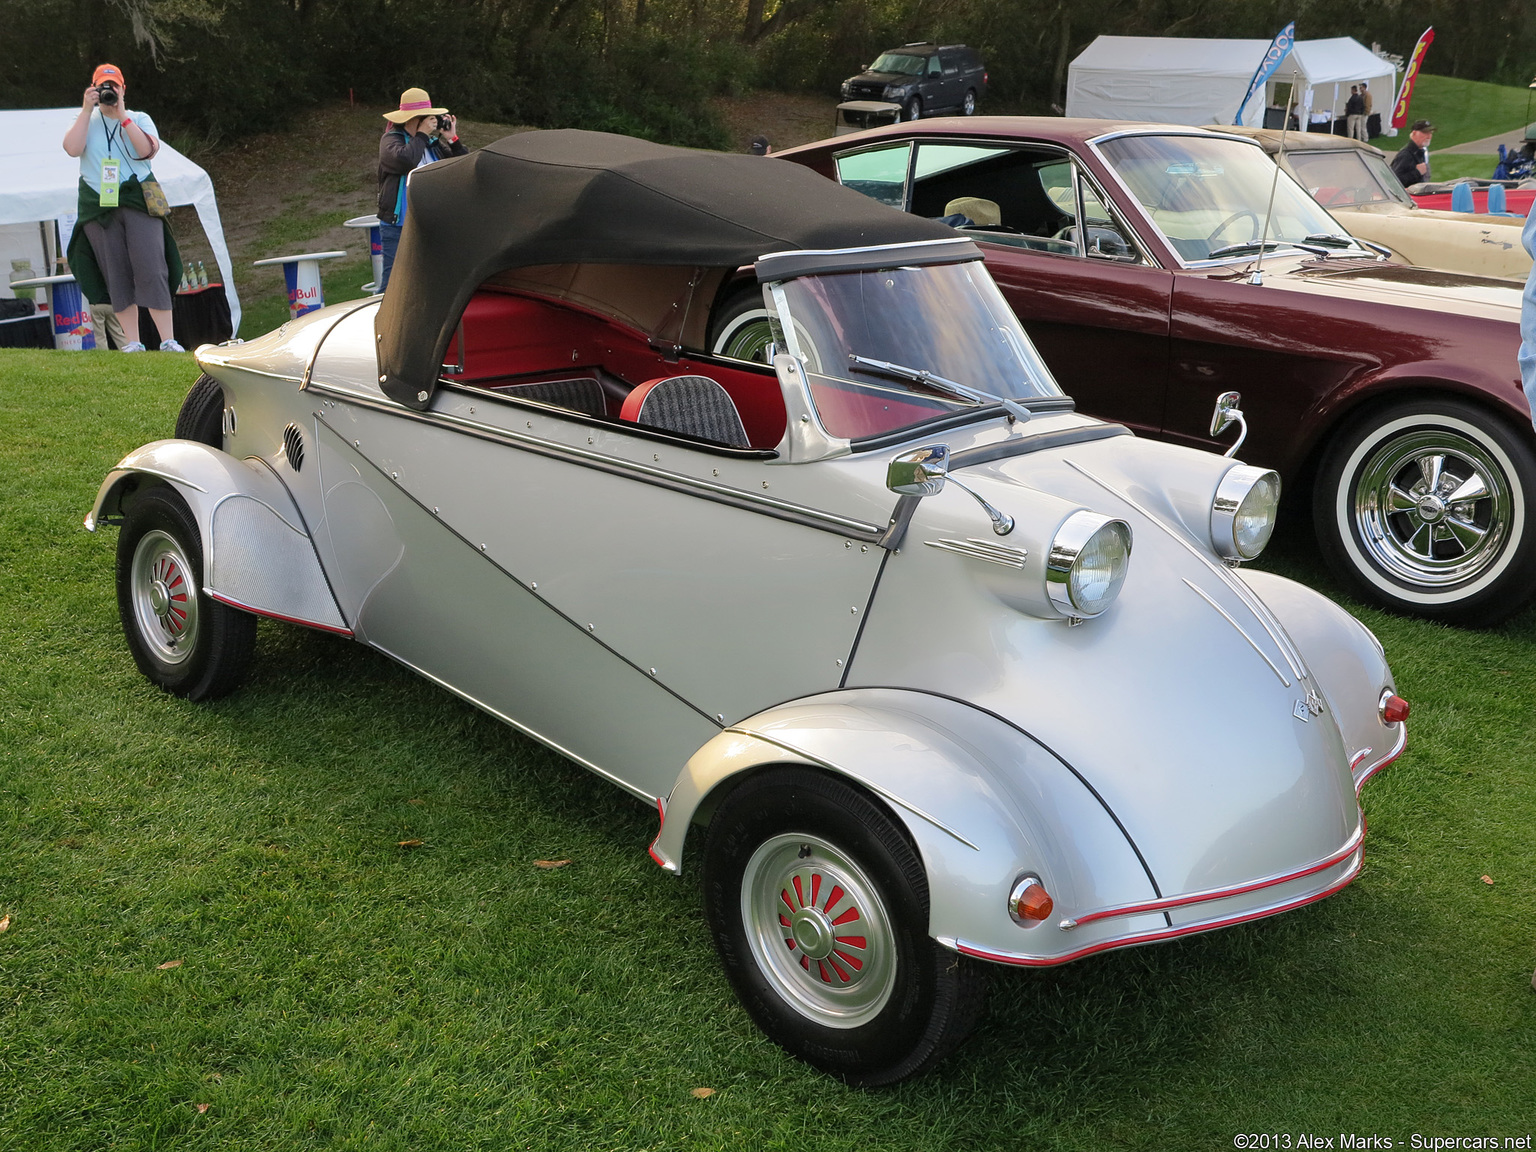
top-left (1380, 693), bottom-right (1410, 724)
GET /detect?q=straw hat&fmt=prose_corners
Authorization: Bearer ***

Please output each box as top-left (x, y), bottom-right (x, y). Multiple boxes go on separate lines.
top-left (384, 87), bottom-right (447, 124)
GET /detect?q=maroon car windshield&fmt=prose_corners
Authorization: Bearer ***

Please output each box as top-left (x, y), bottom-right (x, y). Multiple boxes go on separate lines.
top-left (1097, 135), bottom-right (1345, 263)
top-left (767, 261), bottom-right (1064, 442)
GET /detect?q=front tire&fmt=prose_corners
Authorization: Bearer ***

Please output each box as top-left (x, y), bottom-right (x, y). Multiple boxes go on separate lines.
top-left (903, 96), bottom-right (922, 122)
top-left (1314, 398), bottom-right (1536, 625)
top-left (703, 768), bottom-right (987, 1086)
top-left (116, 485), bottom-right (256, 700)
top-left (174, 373), bottom-right (224, 447)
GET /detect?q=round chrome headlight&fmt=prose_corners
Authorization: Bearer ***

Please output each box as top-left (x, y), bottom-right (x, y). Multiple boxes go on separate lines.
top-left (1046, 511), bottom-right (1133, 618)
top-left (1212, 465), bottom-right (1281, 561)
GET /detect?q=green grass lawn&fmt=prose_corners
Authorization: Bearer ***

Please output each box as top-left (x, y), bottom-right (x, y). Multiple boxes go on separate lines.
top-left (240, 257), bottom-right (375, 343)
top-left (1391, 73), bottom-right (1536, 149)
top-left (2, 349), bottom-right (1535, 1149)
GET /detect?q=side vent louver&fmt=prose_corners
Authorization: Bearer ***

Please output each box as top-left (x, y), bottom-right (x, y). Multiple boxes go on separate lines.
top-left (283, 423), bottom-right (305, 471)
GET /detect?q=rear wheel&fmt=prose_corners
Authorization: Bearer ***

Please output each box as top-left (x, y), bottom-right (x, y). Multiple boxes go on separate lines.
top-left (116, 485), bottom-right (256, 700)
top-left (703, 768), bottom-right (987, 1086)
top-left (709, 289), bottom-right (775, 364)
top-left (1314, 398), bottom-right (1536, 625)
top-left (174, 374), bottom-right (224, 447)
top-left (962, 89), bottom-right (977, 115)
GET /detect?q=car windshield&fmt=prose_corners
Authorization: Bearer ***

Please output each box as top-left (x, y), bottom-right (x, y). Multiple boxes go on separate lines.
top-left (767, 261), bottom-right (1064, 442)
top-left (1097, 135), bottom-right (1355, 262)
top-left (1283, 148), bottom-right (1413, 209)
top-left (870, 53), bottom-right (927, 76)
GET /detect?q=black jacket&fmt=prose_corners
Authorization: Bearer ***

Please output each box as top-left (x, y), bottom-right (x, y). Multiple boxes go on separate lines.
top-left (1344, 93), bottom-right (1365, 117)
top-left (377, 127), bottom-right (469, 223)
top-left (1390, 140), bottom-right (1428, 188)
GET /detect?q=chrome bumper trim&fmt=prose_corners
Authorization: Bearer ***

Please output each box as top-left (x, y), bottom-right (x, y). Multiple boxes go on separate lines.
top-left (1354, 722), bottom-right (1407, 794)
top-left (951, 849), bottom-right (1362, 967)
top-left (1059, 819), bottom-right (1365, 930)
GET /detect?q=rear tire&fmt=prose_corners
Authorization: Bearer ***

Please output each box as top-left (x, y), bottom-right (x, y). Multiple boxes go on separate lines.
top-left (709, 289), bottom-right (775, 364)
top-left (1313, 398), bottom-right (1536, 626)
top-left (962, 89), bottom-right (977, 115)
top-left (703, 767), bottom-right (987, 1086)
top-left (174, 374), bottom-right (223, 447)
top-left (116, 485), bottom-right (255, 700)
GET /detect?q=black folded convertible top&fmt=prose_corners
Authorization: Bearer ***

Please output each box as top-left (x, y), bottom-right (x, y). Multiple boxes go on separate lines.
top-left (374, 129), bottom-right (961, 409)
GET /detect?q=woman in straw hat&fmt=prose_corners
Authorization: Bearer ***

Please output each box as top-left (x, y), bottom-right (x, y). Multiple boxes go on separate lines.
top-left (377, 87), bottom-right (468, 291)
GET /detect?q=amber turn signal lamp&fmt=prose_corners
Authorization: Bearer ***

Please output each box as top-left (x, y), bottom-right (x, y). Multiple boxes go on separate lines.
top-left (1380, 694), bottom-right (1410, 724)
top-left (1008, 877), bottom-right (1054, 925)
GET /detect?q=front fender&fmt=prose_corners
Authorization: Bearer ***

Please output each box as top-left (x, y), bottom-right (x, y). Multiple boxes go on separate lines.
top-left (87, 439), bottom-right (349, 635)
top-left (652, 688), bottom-right (1168, 961)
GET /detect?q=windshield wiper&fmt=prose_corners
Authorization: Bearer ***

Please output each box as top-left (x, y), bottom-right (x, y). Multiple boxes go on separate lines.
top-left (1207, 239), bottom-right (1330, 260)
top-left (847, 354), bottom-right (1032, 423)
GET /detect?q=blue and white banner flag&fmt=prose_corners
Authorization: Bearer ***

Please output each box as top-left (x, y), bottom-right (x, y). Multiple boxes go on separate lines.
top-left (1234, 22), bottom-right (1296, 126)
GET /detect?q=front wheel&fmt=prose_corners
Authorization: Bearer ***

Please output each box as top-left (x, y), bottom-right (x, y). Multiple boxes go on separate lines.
top-left (1314, 399), bottom-right (1536, 625)
top-left (116, 485), bottom-right (256, 699)
top-left (902, 96), bottom-right (922, 122)
top-left (703, 768), bottom-right (987, 1086)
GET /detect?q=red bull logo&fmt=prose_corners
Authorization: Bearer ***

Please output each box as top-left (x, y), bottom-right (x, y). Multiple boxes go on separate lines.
top-left (282, 260), bottom-right (326, 319)
top-left (50, 279), bottom-right (96, 351)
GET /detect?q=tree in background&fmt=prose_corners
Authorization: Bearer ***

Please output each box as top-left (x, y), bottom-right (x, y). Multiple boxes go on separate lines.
top-left (0, 0), bottom-right (1530, 145)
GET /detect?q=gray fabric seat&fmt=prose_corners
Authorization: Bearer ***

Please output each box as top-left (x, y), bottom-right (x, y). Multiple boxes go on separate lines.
top-left (621, 375), bottom-right (750, 447)
top-left (498, 376), bottom-right (607, 416)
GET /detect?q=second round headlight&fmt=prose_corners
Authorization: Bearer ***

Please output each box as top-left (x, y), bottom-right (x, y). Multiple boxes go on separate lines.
top-left (1212, 465), bottom-right (1282, 561)
top-left (1046, 511), bottom-right (1133, 618)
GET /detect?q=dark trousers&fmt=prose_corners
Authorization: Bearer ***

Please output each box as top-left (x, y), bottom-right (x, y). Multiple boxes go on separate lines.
top-left (84, 207), bottom-right (171, 312)
top-left (379, 222), bottom-right (403, 292)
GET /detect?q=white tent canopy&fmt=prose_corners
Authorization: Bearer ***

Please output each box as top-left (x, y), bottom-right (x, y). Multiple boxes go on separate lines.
top-left (1066, 35), bottom-right (1398, 131)
top-left (0, 107), bottom-right (240, 334)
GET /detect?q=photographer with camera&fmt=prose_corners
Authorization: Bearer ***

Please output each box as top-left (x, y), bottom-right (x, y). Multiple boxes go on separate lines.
top-left (60, 64), bottom-right (184, 352)
top-left (376, 87), bottom-right (467, 292)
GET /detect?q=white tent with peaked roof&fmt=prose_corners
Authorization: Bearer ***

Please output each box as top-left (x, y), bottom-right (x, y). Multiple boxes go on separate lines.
top-left (1066, 35), bottom-right (1397, 131)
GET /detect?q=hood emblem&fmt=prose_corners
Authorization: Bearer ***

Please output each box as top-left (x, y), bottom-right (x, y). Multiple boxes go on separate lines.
top-left (1293, 690), bottom-right (1325, 722)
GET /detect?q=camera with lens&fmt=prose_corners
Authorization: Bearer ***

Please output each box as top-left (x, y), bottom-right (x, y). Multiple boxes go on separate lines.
top-left (96, 83), bottom-right (119, 106)
top-left (434, 112), bottom-right (451, 132)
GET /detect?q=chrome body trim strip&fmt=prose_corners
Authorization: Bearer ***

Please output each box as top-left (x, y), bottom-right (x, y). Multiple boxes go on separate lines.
top-left (301, 297), bottom-right (383, 391)
top-left (924, 538), bottom-right (1028, 568)
top-left (205, 588), bottom-right (354, 636)
top-left (1059, 819), bottom-right (1366, 929)
top-left (1182, 578), bottom-right (1291, 687)
top-left (113, 464), bottom-right (209, 494)
top-left (306, 383), bottom-right (888, 542)
top-left (723, 726), bottom-right (981, 851)
top-left (1354, 722), bottom-right (1407, 794)
top-left (372, 640), bottom-right (659, 804)
top-left (950, 850), bottom-right (1361, 967)
top-left (1067, 459), bottom-right (1308, 681)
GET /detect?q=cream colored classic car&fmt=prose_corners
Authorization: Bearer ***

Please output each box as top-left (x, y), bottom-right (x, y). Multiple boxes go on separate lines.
top-left (1223, 127), bottom-right (1530, 280)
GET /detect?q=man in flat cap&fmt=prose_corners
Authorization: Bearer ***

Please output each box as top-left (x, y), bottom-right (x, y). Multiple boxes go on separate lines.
top-left (1391, 120), bottom-right (1435, 187)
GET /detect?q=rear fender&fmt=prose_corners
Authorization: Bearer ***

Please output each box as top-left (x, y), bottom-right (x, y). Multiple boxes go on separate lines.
top-left (652, 688), bottom-right (1165, 956)
top-left (87, 439), bottom-right (350, 635)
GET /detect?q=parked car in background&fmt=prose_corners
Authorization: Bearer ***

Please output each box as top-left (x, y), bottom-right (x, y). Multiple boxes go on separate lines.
top-left (1218, 127), bottom-right (1531, 280)
top-left (88, 130), bottom-right (1407, 1086)
top-left (775, 118), bottom-right (1536, 626)
top-left (840, 43), bottom-right (987, 121)
top-left (1409, 179), bottom-right (1535, 218)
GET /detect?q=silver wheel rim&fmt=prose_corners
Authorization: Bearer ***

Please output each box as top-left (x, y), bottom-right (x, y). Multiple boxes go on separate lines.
top-left (741, 832), bottom-right (897, 1028)
top-left (131, 529), bottom-right (199, 664)
top-left (712, 307), bottom-right (775, 363)
top-left (963, 91), bottom-right (975, 114)
top-left (1353, 428), bottom-right (1512, 587)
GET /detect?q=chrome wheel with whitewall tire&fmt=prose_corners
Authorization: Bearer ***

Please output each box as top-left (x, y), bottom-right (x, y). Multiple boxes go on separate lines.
top-left (1315, 399), bottom-right (1536, 626)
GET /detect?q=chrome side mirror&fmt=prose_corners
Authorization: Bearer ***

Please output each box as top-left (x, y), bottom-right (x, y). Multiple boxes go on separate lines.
top-left (1210, 391), bottom-right (1248, 459)
top-left (887, 443), bottom-right (1014, 535)
top-left (887, 445), bottom-right (950, 496)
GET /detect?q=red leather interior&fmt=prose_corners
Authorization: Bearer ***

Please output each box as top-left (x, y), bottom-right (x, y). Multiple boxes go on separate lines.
top-left (452, 288), bottom-right (787, 448)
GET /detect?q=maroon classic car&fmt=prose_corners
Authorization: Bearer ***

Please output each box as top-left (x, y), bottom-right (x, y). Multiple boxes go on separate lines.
top-left (758, 118), bottom-right (1534, 626)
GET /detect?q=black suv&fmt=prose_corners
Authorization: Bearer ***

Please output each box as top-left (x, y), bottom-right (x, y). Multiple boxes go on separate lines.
top-left (839, 43), bottom-right (987, 121)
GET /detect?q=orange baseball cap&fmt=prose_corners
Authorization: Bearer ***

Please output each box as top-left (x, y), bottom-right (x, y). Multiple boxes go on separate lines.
top-left (92, 64), bottom-right (125, 87)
